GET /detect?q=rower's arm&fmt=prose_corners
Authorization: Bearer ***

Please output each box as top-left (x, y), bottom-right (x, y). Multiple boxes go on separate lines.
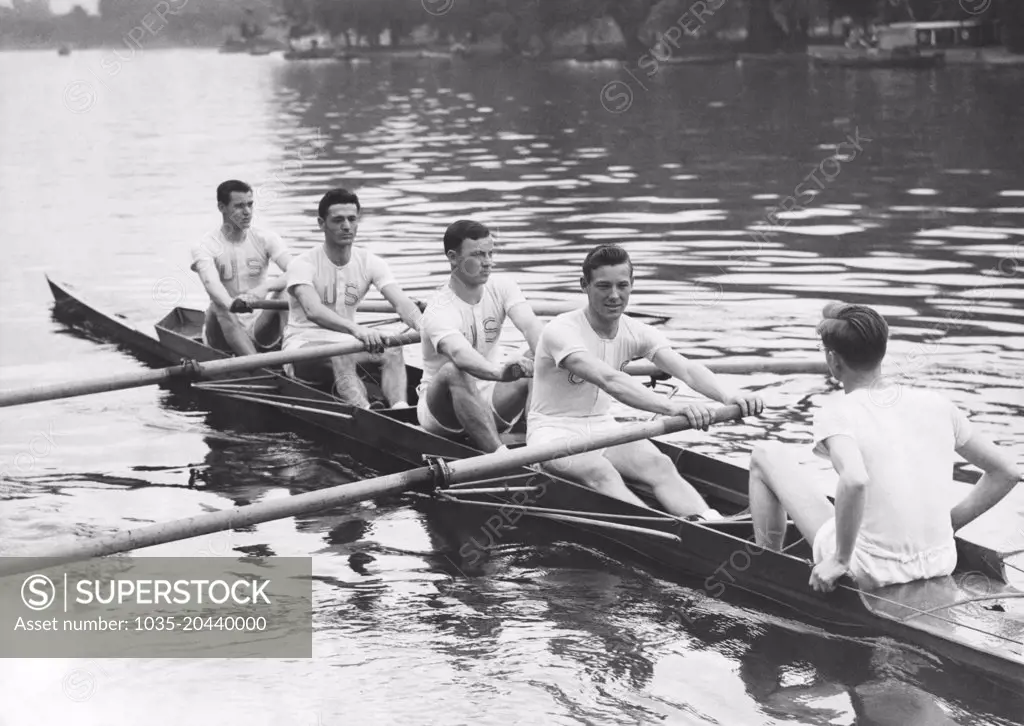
top-left (290, 285), bottom-right (360, 336)
top-left (506, 302), bottom-right (543, 354)
top-left (437, 335), bottom-right (506, 381)
top-left (824, 435), bottom-right (869, 566)
top-left (560, 351), bottom-right (679, 415)
top-left (950, 432), bottom-right (1021, 531)
top-left (650, 348), bottom-right (737, 404)
top-left (194, 264), bottom-right (236, 310)
top-left (380, 283), bottom-right (422, 332)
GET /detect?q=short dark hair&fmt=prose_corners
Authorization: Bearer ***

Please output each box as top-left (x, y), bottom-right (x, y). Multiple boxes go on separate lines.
top-left (318, 188), bottom-right (361, 220)
top-left (217, 180), bottom-right (251, 206)
top-left (816, 302), bottom-right (889, 369)
top-left (582, 244), bottom-right (633, 282)
top-left (443, 220), bottom-right (491, 255)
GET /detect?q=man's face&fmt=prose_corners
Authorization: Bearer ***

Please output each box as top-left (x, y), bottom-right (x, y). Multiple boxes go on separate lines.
top-left (319, 203), bottom-right (359, 246)
top-left (220, 191), bottom-right (254, 230)
top-left (449, 236), bottom-right (495, 285)
top-left (821, 342), bottom-right (839, 380)
top-left (582, 263), bottom-right (632, 323)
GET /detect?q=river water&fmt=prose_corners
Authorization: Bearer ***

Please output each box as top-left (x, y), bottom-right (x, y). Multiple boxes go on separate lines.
top-left (0, 48), bottom-right (1022, 725)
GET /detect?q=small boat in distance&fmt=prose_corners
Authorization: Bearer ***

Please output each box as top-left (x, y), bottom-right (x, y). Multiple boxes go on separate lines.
top-left (58, 45), bottom-right (71, 56)
top-left (811, 48), bottom-right (945, 69)
top-left (811, 20), bottom-right (946, 70)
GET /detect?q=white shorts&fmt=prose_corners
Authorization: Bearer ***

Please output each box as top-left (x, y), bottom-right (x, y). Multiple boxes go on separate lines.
top-left (281, 330), bottom-right (393, 379)
top-left (203, 307), bottom-right (279, 351)
top-left (416, 379), bottom-right (522, 436)
top-left (812, 518), bottom-right (957, 591)
top-left (525, 414), bottom-right (621, 467)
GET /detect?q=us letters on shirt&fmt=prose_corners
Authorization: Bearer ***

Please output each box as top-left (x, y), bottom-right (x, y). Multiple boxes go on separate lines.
top-left (318, 278), bottom-right (361, 308)
top-left (217, 257), bottom-right (265, 283)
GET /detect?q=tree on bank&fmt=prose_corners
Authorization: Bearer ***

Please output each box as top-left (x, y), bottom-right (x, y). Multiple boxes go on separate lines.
top-left (998, 0), bottom-right (1024, 52)
top-left (744, 0), bottom-right (811, 53)
top-left (3, 0), bottom-right (1021, 54)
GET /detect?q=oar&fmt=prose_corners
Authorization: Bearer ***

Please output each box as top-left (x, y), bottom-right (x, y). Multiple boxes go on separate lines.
top-left (0, 331), bottom-right (421, 408)
top-left (625, 358), bottom-right (829, 378)
top-left (242, 297), bottom-right (677, 320)
top-left (0, 404), bottom-right (747, 575)
top-left (234, 299), bottom-right (422, 313)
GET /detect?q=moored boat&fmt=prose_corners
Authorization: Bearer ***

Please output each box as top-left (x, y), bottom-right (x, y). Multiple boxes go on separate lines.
top-left (810, 48), bottom-right (945, 69)
top-left (45, 276), bottom-right (1024, 684)
top-left (218, 38), bottom-right (250, 54)
top-left (660, 53), bottom-right (738, 65)
top-left (282, 43), bottom-right (358, 61)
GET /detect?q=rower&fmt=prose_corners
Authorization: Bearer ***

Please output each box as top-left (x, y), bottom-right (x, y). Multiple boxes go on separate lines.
top-left (527, 244), bottom-right (764, 520)
top-left (282, 188), bottom-right (422, 408)
top-left (190, 179), bottom-right (292, 356)
top-left (749, 302), bottom-right (1021, 593)
top-left (417, 220), bottom-right (544, 453)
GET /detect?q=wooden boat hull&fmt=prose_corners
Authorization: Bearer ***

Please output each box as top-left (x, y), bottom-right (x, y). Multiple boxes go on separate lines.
top-left (660, 54), bottom-right (737, 66)
top-left (44, 277), bottom-right (1024, 684)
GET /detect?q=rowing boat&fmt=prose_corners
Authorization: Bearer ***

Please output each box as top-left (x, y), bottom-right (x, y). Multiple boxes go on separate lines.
top-left (44, 276), bottom-right (1024, 684)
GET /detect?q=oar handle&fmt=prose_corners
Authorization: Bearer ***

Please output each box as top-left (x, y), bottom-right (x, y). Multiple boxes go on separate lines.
top-left (243, 298), bottom-right (428, 313)
top-left (0, 331), bottom-right (421, 408)
top-left (241, 298), bottom-right (670, 320)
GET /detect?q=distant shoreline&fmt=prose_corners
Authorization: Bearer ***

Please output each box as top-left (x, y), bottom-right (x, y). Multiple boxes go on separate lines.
top-left (5, 40), bottom-right (1022, 67)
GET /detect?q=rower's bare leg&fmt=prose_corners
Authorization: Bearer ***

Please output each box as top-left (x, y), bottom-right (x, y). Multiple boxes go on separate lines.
top-left (491, 378), bottom-right (530, 431)
top-left (208, 307), bottom-right (257, 356)
top-left (749, 442), bottom-right (833, 550)
top-left (379, 348), bottom-right (408, 406)
top-left (251, 287), bottom-right (286, 350)
top-left (288, 344), bottom-right (333, 386)
top-left (331, 354), bottom-right (371, 409)
top-left (543, 451), bottom-right (649, 509)
top-left (604, 440), bottom-right (710, 517)
top-left (252, 308), bottom-right (286, 350)
top-left (424, 363), bottom-right (502, 452)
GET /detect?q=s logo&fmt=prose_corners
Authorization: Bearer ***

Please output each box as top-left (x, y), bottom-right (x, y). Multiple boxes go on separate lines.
top-left (483, 316), bottom-right (500, 343)
top-left (245, 257), bottom-right (264, 277)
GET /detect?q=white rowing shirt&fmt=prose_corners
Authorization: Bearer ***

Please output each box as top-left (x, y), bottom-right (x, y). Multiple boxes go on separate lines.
top-left (812, 387), bottom-right (972, 566)
top-left (529, 308), bottom-right (673, 426)
top-left (190, 226), bottom-right (290, 298)
top-left (419, 275), bottom-right (526, 388)
top-left (284, 245), bottom-right (396, 342)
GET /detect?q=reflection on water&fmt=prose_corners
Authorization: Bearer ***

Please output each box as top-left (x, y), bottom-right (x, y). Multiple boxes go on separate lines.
top-left (0, 49), bottom-right (1022, 725)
